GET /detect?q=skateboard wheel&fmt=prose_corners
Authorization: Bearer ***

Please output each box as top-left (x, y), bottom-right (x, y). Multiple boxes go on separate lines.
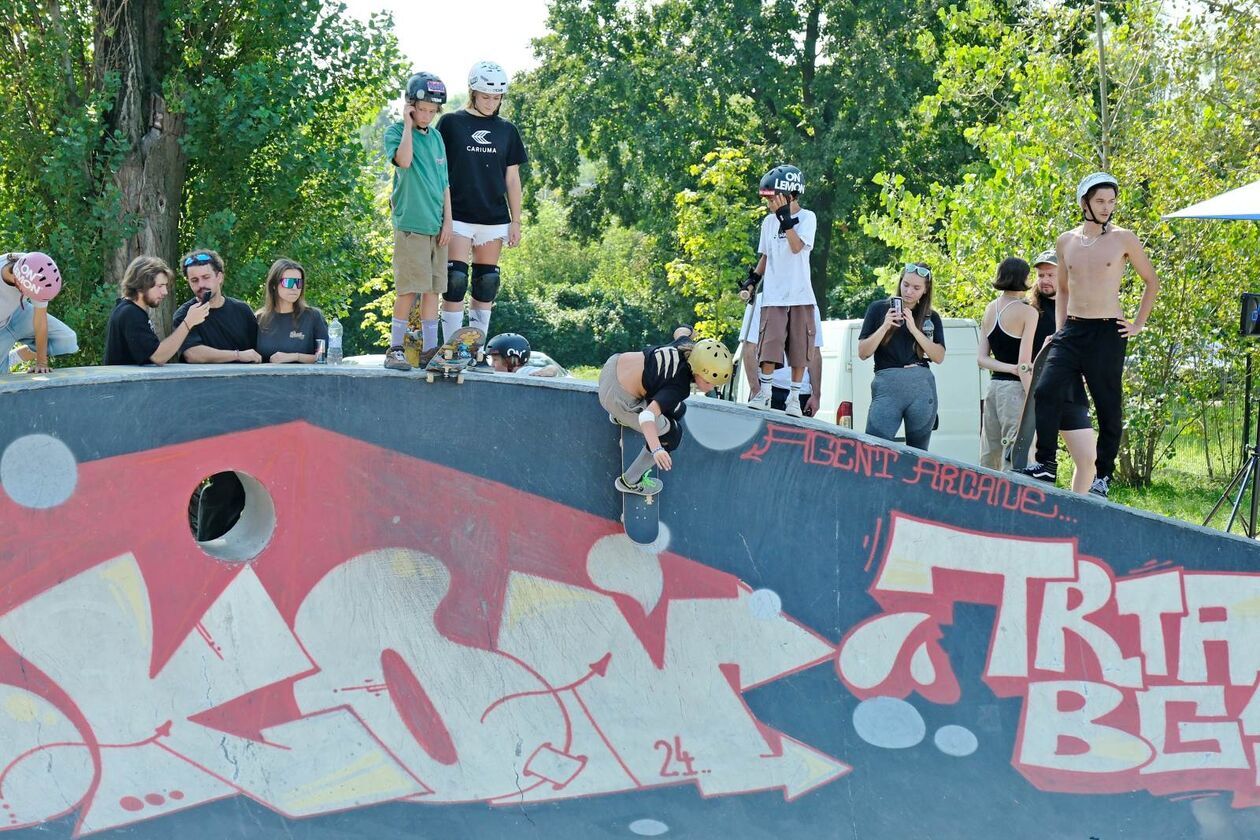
top-left (426, 373), bottom-right (434, 383)
top-left (645, 496), bottom-right (654, 506)
top-left (456, 373), bottom-right (464, 384)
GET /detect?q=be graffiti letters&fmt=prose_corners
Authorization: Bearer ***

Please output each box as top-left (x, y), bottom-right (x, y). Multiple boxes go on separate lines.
top-left (840, 512), bottom-right (1260, 806)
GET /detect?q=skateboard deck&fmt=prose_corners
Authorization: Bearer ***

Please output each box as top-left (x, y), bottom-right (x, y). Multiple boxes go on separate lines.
top-left (402, 300), bottom-right (427, 368)
top-left (1008, 345), bottom-right (1051, 471)
top-left (619, 429), bottom-right (660, 546)
top-left (424, 327), bottom-right (484, 384)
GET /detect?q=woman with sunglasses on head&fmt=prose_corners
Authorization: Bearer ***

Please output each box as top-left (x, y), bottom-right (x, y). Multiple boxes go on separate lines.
top-left (255, 258), bottom-right (328, 364)
top-left (857, 262), bottom-right (946, 450)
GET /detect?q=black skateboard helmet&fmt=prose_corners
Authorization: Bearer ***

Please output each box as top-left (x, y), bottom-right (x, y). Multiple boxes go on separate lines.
top-left (758, 165), bottom-right (805, 197)
top-left (405, 72), bottom-right (448, 105)
top-left (486, 333), bottom-right (531, 366)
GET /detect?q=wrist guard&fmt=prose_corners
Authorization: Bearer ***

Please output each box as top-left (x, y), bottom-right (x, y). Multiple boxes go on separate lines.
top-left (738, 267), bottom-right (762, 296)
top-left (775, 203), bottom-right (798, 233)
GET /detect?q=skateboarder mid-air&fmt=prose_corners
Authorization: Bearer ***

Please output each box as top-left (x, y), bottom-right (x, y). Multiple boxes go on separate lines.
top-left (598, 336), bottom-right (733, 496)
top-left (1021, 173), bottom-right (1160, 499)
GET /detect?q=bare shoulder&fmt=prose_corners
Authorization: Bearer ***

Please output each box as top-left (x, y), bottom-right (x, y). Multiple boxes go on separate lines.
top-left (1112, 226), bottom-right (1145, 246)
top-left (1055, 228), bottom-right (1077, 248)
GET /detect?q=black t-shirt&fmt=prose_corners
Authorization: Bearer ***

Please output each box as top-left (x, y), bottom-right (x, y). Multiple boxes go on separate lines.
top-left (256, 308), bottom-right (328, 362)
top-left (860, 299), bottom-right (946, 371)
top-left (640, 340), bottom-right (694, 418)
top-left (1034, 302), bottom-right (1057, 351)
top-left (174, 296), bottom-right (258, 360)
top-left (103, 298), bottom-right (161, 365)
top-left (437, 110), bottom-right (527, 225)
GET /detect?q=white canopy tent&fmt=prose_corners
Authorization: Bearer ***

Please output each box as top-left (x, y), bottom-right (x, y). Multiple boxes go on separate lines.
top-left (1163, 179), bottom-right (1260, 221)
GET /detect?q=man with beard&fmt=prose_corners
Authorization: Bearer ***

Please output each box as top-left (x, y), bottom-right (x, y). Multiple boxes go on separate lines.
top-left (103, 255), bottom-right (209, 365)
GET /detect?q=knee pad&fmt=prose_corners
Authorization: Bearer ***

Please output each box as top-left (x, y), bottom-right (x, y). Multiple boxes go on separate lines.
top-left (443, 262), bottom-right (469, 303)
top-left (659, 418), bottom-right (684, 453)
top-left (668, 400), bottom-right (687, 422)
top-left (471, 264), bottom-right (501, 303)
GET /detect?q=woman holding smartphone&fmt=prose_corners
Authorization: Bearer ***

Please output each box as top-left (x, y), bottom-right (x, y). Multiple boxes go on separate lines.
top-left (857, 262), bottom-right (946, 450)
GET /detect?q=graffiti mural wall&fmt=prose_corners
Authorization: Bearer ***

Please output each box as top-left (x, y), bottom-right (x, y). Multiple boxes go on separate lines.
top-left (0, 367), bottom-right (1258, 838)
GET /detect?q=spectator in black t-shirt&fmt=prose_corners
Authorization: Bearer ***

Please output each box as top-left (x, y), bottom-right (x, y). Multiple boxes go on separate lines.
top-left (173, 249), bottom-right (261, 363)
top-left (254, 258), bottom-right (328, 363)
top-left (103, 255), bottom-right (209, 365)
top-left (435, 61), bottom-right (528, 344)
top-left (857, 263), bottom-right (946, 450)
top-left (597, 337), bottom-right (733, 497)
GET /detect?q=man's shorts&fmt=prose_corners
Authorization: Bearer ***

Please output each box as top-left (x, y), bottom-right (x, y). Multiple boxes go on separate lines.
top-left (757, 304), bottom-right (816, 370)
top-left (393, 230), bottom-right (447, 295)
top-left (452, 220), bottom-right (510, 246)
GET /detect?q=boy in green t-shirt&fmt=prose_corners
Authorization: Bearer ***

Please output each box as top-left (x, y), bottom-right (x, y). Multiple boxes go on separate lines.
top-left (383, 72), bottom-right (452, 370)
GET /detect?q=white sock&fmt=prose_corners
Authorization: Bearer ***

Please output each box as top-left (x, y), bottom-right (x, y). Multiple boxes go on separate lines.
top-left (469, 307), bottom-right (491, 335)
top-left (441, 310), bottom-right (464, 343)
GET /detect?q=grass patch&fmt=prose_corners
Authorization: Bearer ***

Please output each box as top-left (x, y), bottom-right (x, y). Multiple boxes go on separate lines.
top-left (570, 364), bottom-right (600, 382)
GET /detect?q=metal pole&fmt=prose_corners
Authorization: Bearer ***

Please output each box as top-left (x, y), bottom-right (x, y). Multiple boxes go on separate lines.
top-left (1095, 0), bottom-right (1111, 169)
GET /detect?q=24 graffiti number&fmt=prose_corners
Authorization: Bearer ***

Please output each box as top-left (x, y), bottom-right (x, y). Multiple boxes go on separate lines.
top-left (655, 736), bottom-right (699, 777)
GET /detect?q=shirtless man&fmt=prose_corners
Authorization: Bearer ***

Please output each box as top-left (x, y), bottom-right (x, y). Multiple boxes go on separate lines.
top-left (1022, 172), bottom-right (1160, 498)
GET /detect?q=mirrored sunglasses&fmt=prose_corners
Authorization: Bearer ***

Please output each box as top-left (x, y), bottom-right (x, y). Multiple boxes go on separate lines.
top-left (279, 277), bottom-right (304, 290)
top-left (903, 263), bottom-right (931, 278)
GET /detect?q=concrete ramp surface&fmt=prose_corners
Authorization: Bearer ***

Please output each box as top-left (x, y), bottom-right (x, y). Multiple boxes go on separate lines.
top-left (1, 366), bottom-right (1258, 839)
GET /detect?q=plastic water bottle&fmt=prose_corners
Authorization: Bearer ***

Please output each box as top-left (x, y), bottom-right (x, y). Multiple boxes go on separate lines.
top-left (327, 318), bottom-right (343, 365)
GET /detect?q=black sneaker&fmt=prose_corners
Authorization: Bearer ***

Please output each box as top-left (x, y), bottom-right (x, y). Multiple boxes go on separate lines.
top-left (1021, 461), bottom-right (1057, 483)
top-left (1089, 476), bottom-right (1110, 498)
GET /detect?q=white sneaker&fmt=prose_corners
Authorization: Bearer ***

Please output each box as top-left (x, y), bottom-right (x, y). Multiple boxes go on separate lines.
top-left (747, 388), bottom-right (772, 411)
top-left (784, 397), bottom-right (803, 418)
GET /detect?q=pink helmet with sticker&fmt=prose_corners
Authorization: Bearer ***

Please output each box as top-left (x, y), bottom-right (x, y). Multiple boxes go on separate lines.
top-left (10, 252), bottom-right (62, 302)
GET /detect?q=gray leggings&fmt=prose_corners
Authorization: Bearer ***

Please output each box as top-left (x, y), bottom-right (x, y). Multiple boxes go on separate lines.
top-left (866, 365), bottom-right (937, 450)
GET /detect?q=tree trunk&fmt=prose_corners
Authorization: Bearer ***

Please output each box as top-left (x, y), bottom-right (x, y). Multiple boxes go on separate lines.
top-left (95, 0), bottom-right (187, 337)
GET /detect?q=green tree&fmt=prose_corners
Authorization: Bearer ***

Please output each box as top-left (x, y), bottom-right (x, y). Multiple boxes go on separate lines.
top-left (0, 0), bottom-right (404, 362)
top-left (865, 0), bottom-right (1260, 485)
top-left (513, 0), bottom-right (990, 324)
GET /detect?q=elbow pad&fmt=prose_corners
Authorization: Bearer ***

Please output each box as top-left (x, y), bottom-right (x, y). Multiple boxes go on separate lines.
top-left (638, 409), bottom-right (656, 426)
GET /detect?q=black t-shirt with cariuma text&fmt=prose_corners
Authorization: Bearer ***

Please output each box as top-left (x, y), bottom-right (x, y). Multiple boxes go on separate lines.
top-left (437, 110), bottom-right (527, 225)
top-left (173, 296), bottom-right (259, 359)
top-left (859, 298), bottom-right (946, 372)
top-left (640, 340), bottom-right (694, 418)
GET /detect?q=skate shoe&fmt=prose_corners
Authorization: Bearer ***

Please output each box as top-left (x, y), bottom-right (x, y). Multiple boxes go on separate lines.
top-left (384, 346), bottom-right (411, 370)
top-left (1021, 461), bottom-right (1057, 483)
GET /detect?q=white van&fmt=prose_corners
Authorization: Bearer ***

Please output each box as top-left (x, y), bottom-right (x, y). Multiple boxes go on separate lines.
top-left (733, 318), bottom-right (986, 464)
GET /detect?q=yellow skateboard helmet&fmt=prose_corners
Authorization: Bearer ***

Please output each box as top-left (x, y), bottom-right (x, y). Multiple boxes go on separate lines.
top-left (688, 338), bottom-right (733, 385)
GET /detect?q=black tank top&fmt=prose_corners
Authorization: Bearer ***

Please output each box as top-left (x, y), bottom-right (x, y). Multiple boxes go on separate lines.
top-left (987, 299), bottom-right (1025, 381)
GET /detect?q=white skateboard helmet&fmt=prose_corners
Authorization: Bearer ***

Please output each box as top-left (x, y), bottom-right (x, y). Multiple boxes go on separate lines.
top-left (468, 61), bottom-right (509, 95)
top-left (1076, 172), bottom-right (1118, 202)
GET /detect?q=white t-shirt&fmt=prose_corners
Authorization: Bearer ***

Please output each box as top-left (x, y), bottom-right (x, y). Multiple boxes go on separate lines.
top-left (757, 208), bottom-right (817, 307)
top-left (738, 298), bottom-right (824, 394)
top-left (0, 255), bottom-right (46, 330)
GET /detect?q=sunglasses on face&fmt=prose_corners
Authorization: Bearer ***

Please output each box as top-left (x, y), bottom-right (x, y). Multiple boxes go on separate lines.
top-left (903, 263), bottom-right (931, 278)
top-left (279, 277), bottom-right (304, 290)
top-left (183, 253), bottom-right (215, 268)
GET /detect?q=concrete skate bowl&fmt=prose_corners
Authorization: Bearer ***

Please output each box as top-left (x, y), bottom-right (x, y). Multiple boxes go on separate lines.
top-left (1, 365), bottom-right (1260, 839)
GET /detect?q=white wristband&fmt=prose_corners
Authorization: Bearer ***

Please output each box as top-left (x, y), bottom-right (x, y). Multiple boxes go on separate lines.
top-left (638, 409), bottom-right (655, 426)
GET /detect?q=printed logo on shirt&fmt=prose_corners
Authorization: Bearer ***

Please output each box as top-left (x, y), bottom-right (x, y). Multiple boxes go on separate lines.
top-left (652, 347), bottom-right (682, 380)
top-left (471, 130), bottom-right (493, 145)
top-left (289, 330), bottom-right (306, 340)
